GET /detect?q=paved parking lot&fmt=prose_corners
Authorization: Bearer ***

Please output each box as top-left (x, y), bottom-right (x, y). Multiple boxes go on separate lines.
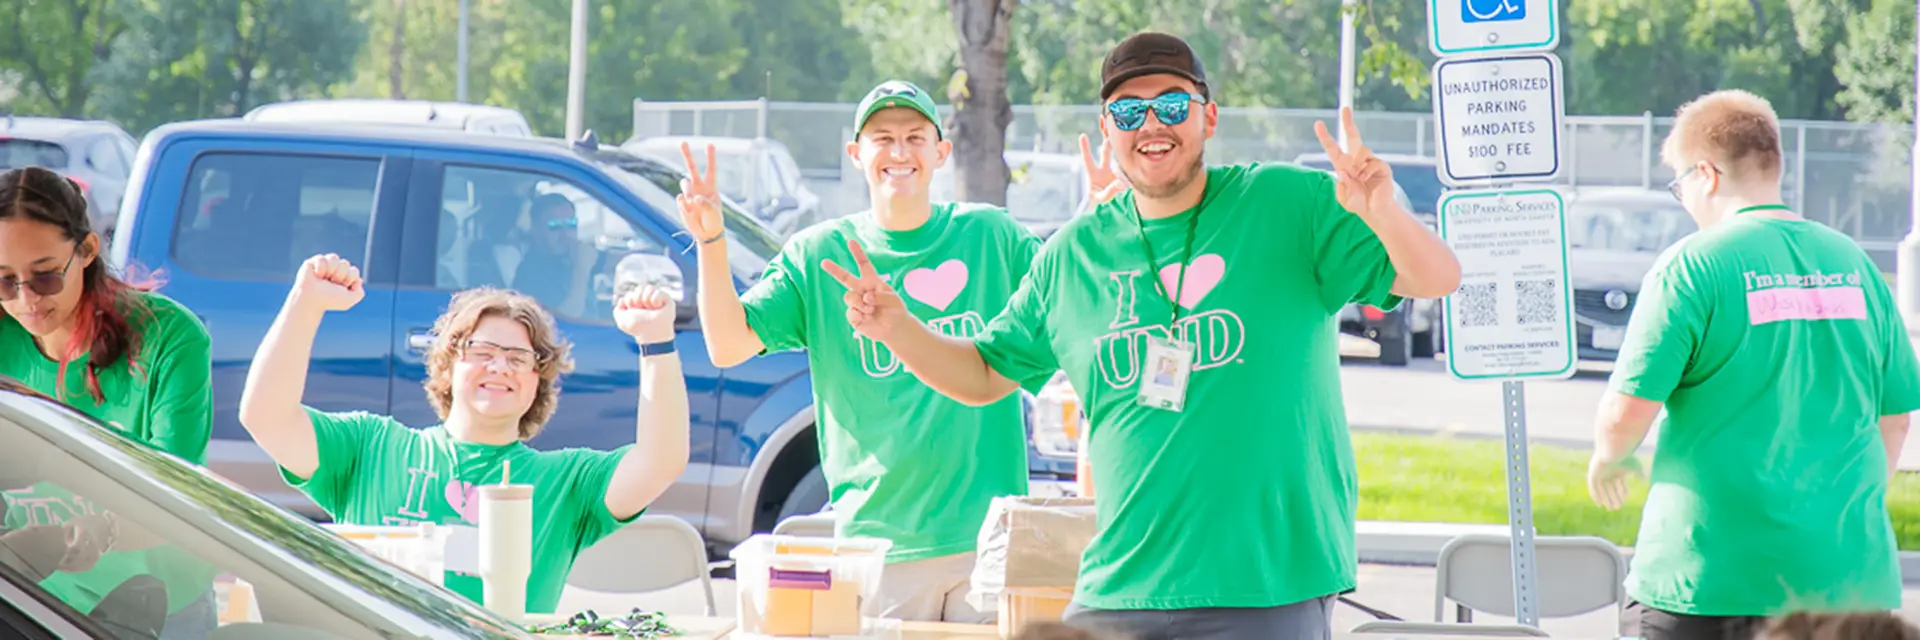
top-left (1336, 339), bottom-right (1920, 471)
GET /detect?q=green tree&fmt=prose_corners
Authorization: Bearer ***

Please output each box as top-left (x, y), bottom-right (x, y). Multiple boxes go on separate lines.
top-left (1833, 0), bottom-right (1915, 125)
top-left (478, 0), bottom-right (751, 142)
top-left (0, 0), bottom-right (131, 117)
top-left (336, 0), bottom-right (510, 106)
top-left (729, 0), bottom-right (872, 101)
top-left (90, 0), bottom-right (364, 133)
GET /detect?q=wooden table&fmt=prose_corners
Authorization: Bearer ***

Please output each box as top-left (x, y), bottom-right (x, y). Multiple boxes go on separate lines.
top-left (525, 615), bottom-right (995, 639)
top-left (525, 613), bottom-right (737, 640)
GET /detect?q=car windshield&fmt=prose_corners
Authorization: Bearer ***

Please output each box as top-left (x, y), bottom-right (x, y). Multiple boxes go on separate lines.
top-left (590, 149), bottom-right (781, 280)
top-left (1567, 198), bottom-right (1698, 254)
top-left (1391, 169), bottom-right (1443, 215)
top-left (0, 139), bottom-right (71, 170)
top-left (0, 385), bottom-right (526, 639)
top-left (1297, 157), bottom-right (1440, 215)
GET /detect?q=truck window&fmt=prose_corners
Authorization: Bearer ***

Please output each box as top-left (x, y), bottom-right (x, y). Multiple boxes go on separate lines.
top-left (434, 164), bottom-right (665, 323)
top-left (171, 153), bottom-right (380, 282)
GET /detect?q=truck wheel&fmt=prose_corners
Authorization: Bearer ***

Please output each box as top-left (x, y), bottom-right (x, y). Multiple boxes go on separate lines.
top-left (1412, 329), bottom-right (1440, 359)
top-left (1378, 333), bottom-right (1412, 366)
top-left (776, 466), bottom-right (829, 523)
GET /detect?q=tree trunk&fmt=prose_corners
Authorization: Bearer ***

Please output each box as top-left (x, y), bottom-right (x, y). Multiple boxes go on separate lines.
top-left (946, 0), bottom-right (1017, 206)
top-left (388, 0), bottom-right (407, 99)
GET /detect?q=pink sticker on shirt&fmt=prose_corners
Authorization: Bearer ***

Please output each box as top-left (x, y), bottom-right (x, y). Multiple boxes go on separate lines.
top-left (1746, 286), bottom-right (1866, 325)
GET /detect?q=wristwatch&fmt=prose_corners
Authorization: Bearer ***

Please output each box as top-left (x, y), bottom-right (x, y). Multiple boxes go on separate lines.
top-left (639, 340), bottom-right (677, 357)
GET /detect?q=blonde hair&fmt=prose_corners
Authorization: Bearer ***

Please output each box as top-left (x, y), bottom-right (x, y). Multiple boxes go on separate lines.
top-left (1660, 89), bottom-right (1784, 181)
top-left (422, 287), bottom-right (575, 440)
top-left (1759, 611), bottom-right (1920, 640)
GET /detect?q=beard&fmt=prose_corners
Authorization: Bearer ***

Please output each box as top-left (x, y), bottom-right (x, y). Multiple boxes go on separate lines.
top-left (1120, 150), bottom-right (1206, 200)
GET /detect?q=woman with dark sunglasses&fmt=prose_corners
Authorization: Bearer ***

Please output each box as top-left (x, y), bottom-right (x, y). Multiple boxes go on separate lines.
top-left (0, 165), bottom-right (218, 637)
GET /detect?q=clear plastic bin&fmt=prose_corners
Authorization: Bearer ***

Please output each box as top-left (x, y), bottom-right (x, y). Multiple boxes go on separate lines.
top-left (730, 533), bottom-right (893, 639)
top-left (323, 522), bottom-right (450, 584)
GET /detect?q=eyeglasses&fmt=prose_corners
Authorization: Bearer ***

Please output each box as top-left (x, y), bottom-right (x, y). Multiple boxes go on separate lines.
top-left (1105, 92), bottom-right (1206, 132)
top-left (1666, 164), bottom-right (1719, 201)
top-left (459, 340), bottom-right (543, 372)
top-left (545, 217), bottom-right (579, 231)
top-left (0, 243), bottom-right (81, 301)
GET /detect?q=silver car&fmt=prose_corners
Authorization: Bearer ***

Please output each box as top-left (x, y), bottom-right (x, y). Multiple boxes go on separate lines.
top-left (0, 378), bottom-right (532, 639)
top-left (1565, 187), bottom-right (1698, 361)
top-left (0, 116), bottom-right (140, 237)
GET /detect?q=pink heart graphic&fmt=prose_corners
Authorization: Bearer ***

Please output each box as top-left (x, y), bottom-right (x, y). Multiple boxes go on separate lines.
top-left (902, 260), bottom-right (970, 311)
top-left (1157, 254), bottom-right (1225, 309)
top-left (445, 480), bottom-right (480, 524)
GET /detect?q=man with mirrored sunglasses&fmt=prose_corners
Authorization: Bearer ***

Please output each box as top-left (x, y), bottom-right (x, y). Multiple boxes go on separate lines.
top-left (823, 31), bottom-right (1462, 640)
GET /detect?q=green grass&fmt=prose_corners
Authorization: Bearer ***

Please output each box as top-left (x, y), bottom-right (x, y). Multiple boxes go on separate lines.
top-left (1355, 432), bottom-right (1920, 550)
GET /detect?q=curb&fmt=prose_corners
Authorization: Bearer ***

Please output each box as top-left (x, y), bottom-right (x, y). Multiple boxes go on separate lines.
top-left (1356, 520), bottom-right (1920, 583)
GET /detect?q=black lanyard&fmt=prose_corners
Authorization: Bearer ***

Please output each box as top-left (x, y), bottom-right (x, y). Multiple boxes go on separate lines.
top-left (1131, 205), bottom-right (1202, 326)
top-left (1737, 204), bottom-right (1793, 215)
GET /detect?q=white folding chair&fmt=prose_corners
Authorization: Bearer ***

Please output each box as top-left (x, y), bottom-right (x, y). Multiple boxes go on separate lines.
top-left (1352, 620), bottom-right (1550, 637)
top-left (771, 513), bottom-right (836, 538)
top-left (1433, 534), bottom-right (1627, 625)
top-left (566, 516), bottom-right (717, 615)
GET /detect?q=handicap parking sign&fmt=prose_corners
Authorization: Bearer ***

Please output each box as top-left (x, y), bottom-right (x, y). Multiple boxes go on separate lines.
top-left (1463, 0), bottom-right (1525, 23)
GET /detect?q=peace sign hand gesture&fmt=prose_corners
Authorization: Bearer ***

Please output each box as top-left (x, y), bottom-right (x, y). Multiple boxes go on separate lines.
top-left (820, 239), bottom-right (912, 343)
top-left (1080, 133), bottom-right (1127, 210)
top-left (1313, 107), bottom-right (1400, 219)
top-left (677, 142), bottom-right (724, 244)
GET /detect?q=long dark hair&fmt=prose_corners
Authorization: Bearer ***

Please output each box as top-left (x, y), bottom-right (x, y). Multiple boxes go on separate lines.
top-left (0, 166), bottom-right (162, 403)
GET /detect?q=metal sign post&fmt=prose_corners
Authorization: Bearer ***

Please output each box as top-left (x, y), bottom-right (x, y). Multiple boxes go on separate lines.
top-left (1427, 0), bottom-right (1567, 627)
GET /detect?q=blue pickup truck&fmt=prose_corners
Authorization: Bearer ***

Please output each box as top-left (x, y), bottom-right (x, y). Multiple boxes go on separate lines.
top-left (106, 119), bottom-right (1076, 554)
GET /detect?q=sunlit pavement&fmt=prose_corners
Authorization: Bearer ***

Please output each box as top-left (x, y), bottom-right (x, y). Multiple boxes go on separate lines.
top-left (1336, 340), bottom-right (1920, 471)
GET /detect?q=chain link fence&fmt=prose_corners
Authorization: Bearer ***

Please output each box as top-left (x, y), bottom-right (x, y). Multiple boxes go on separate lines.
top-left (633, 99), bottom-right (1915, 267)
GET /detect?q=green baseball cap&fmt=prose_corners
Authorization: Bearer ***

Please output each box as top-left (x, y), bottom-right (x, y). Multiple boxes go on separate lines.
top-left (853, 80), bottom-right (944, 140)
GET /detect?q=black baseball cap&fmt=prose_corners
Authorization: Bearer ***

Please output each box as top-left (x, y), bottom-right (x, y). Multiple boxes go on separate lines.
top-left (1100, 32), bottom-right (1210, 101)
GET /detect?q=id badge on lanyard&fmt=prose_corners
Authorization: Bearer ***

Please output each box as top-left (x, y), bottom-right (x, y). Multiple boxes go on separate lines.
top-left (1132, 206), bottom-right (1202, 413)
top-left (1135, 336), bottom-right (1195, 412)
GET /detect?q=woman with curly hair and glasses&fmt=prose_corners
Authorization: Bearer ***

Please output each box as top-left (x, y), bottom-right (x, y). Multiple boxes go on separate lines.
top-left (238, 252), bottom-right (691, 614)
top-left (0, 165), bottom-right (217, 636)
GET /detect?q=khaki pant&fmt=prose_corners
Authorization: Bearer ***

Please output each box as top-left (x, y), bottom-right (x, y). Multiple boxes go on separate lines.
top-left (865, 552), bottom-right (992, 623)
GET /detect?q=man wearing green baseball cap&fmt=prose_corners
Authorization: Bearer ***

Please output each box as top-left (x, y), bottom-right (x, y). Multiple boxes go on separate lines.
top-left (671, 80), bottom-right (1046, 622)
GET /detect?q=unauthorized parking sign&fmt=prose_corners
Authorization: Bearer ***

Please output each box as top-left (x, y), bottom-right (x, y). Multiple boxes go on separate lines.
top-left (1431, 53), bottom-right (1565, 186)
top-left (1428, 0), bottom-right (1560, 57)
top-left (1439, 187), bottom-right (1576, 382)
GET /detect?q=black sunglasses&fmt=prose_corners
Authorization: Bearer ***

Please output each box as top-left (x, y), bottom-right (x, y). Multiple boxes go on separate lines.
top-left (0, 242), bottom-right (82, 301)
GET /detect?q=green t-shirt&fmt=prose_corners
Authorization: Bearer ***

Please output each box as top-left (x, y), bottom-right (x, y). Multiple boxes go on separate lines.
top-left (974, 164), bottom-right (1401, 610)
top-left (1610, 214), bottom-right (1920, 616)
top-left (0, 290), bottom-right (216, 616)
top-left (283, 408), bottom-right (637, 614)
top-left (0, 290), bottom-right (212, 464)
top-left (741, 202), bottom-right (1040, 563)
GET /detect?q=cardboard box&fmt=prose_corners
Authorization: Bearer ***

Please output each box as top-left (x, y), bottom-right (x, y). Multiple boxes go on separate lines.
top-left (997, 588), bottom-right (1074, 638)
top-left (970, 496), bottom-right (1098, 612)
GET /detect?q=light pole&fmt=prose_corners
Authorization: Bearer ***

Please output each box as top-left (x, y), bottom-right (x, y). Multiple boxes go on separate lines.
top-left (1901, 5), bottom-right (1920, 333)
top-left (1337, 0), bottom-right (1357, 149)
top-left (456, 0), bottom-right (469, 102)
top-left (565, 0), bottom-right (589, 140)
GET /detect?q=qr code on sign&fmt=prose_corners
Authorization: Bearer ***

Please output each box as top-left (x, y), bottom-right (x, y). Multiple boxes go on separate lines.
top-left (1454, 283), bottom-right (1498, 327)
top-left (1516, 278), bottom-right (1560, 325)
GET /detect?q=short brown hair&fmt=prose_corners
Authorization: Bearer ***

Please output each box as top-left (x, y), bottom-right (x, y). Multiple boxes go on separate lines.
top-left (1760, 611), bottom-right (1920, 640)
top-left (1660, 89), bottom-right (1784, 180)
top-left (422, 288), bottom-right (575, 440)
